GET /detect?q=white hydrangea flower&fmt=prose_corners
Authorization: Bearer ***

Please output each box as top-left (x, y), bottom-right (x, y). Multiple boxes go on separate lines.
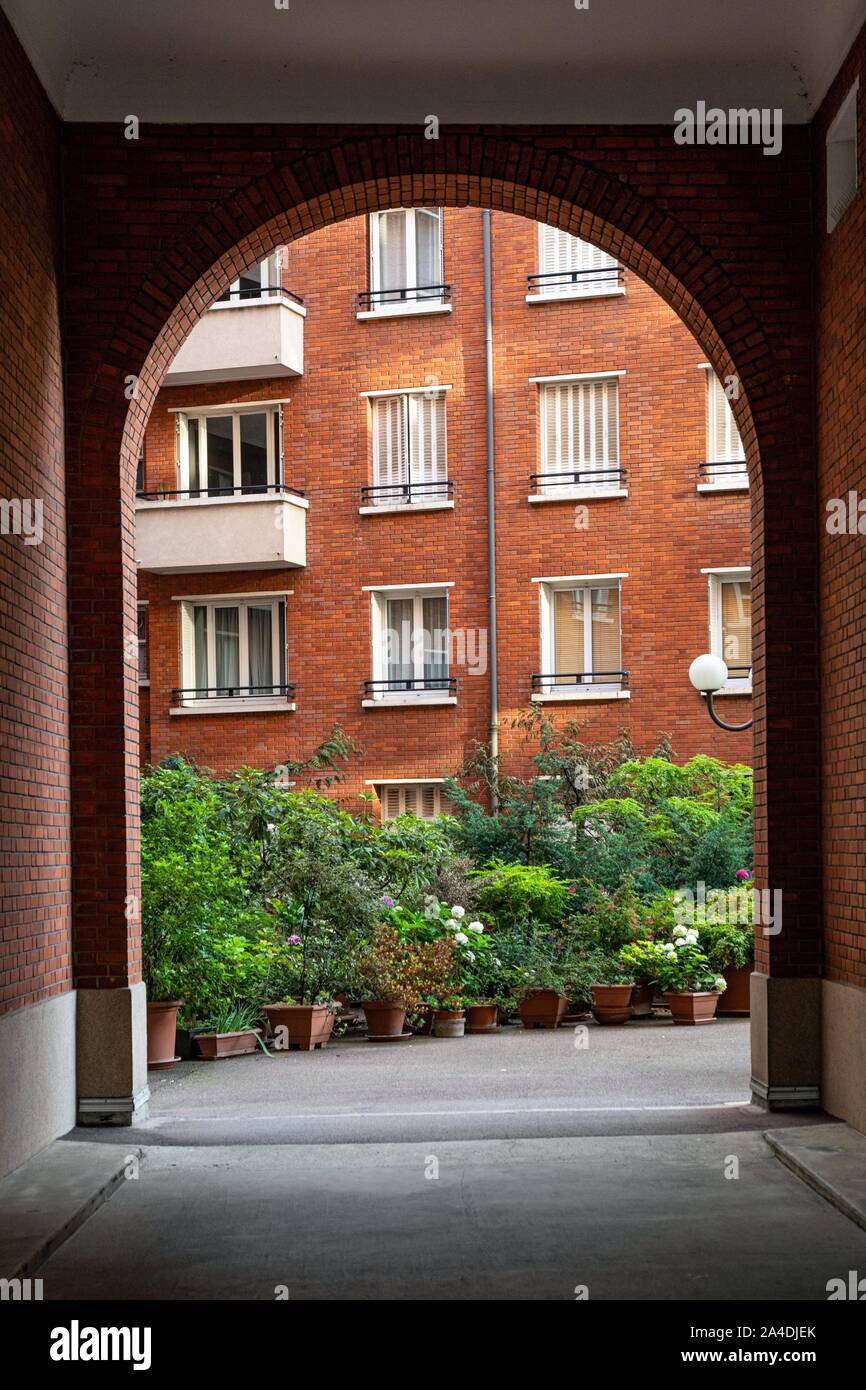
top-left (714, 976), bottom-right (727, 992)
top-left (423, 905), bottom-right (439, 921)
top-left (451, 905), bottom-right (466, 919)
top-left (454, 931), bottom-right (469, 945)
top-left (444, 918), bottom-right (458, 931)
top-left (424, 894), bottom-right (439, 906)
top-left (672, 925), bottom-right (687, 939)
top-left (468, 921), bottom-right (484, 933)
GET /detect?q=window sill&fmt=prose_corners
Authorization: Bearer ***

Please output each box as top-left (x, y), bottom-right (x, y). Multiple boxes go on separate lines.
top-left (210, 297), bottom-right (306, 319)
top-left (356, 303), bottom-right (452, 321)
top-left (531, 689), bottom-right (630, 703)
top-left (528, 488), bottom-right (628, 504)
top-left (525, 288), bottom-right (626, 305)
top-left (701, 686), bottom-right (752, 698)
top-left (359, 500), bottom-right (455, 516)
top-left (697, 479), bottom-right (749, 493)
top-left (136, 492), bottom-right (309, 511)
top-left (362, 695), bottom-right (457, 709)
top-left (170, 700), bottom-right (296, 715)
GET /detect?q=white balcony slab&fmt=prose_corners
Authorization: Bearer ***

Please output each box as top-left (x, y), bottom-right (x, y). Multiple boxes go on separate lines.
top-left (136, 492), bottom-right (308, 573)
top-left (164, 297), bottom-right (304, 385)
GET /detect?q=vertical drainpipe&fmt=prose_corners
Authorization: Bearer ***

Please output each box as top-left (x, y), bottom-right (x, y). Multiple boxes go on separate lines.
top-left (482, 210), bottom-right (499, 811)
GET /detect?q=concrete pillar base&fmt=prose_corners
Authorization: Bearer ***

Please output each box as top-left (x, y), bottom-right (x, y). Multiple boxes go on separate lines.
top-left (76, 983), bottom-right (148, 1128)
top-left (750, 971), bottom-right (821, 1112)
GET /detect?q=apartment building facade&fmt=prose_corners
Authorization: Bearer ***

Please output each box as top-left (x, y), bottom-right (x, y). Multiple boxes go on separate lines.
top-left (136, 208), bottom-right (752, 813)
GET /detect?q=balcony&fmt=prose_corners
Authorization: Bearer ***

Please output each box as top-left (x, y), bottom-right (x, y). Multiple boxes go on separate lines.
top-left (136, 484), bottom-right (308, 574)
top-left (528, 466), bottom-right (628, 502)
top-left (164, 288), bottom-right (305, 386)
top-left (170, 682), bottom-right (297, 716)
top-left (360, 478), bottom-right (454, 514)
top-left (526, 266), bottom-right (625, 302)
top-left (362, 675), bottom-right (457, 708)
top-left (697, 460), bottom-right (749, 492)
top-left (530, 670), bottom-right (630, 702)
top-left (356, 284), bottom-right (452, 320)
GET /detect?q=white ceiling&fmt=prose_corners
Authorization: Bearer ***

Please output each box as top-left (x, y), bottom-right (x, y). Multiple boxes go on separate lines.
top-left (4, 0), bottom-right (865, 124)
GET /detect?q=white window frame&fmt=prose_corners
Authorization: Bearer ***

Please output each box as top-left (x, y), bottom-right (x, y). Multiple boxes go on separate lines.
top-left (213, 252), bottom-right (282, 308)
top-left (176, 404), bottom-right (282, 497)
top-left (364, 584), bottom-right (456, 706)
top-left (369, 780), bottom-right (450, 820)
top-left (175, 594), bottom-right (290, 713)
top-left (533, 575), bottom-right (628, 701)
top-left (363, 209), bottom-right (448, 318)
top-left (527, 226), bottom-right (624, 304)
top-left (706, 568), bottom-right (752, 694)
top-left (533, 373), bottom-right (625, 500)
top-left (364, 387), bottom-right (450, 511)
top-left (699, 365), bottom-right (748, 491)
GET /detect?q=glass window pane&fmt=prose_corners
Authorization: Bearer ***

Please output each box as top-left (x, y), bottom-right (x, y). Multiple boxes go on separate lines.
top-left (385, 598), bottom-right (414, 687)
top-left (422, 595), bottom-right (448, 685)
top-left (415, 209), bottom-right (441, 295)
top-left (248, 606), bottom-right (273, 693)
top-left (188, 418), bottom-right (200, 493)
top-left (721, 582), bottom-right (751, 673)
top-left (554, 589), bottom-right (585, 676)
top-left (214, 606), bottom-right (240, 691)
top-left (137, 610), bottom-right (148, 680)
top-left (193, 606), bottom-right (208, 694)
top-left (239, 412), bottom-right (268, 492)
top-left (278, 601), bottom-right (287, 685)
top-left (590, 587), bottom-right (621, 681)
top-left (237, 261), bottom-right (264, 298)
top-left (377, 211), bottom-right (407, 299)
top-left (205, 416), bottom-right (234, 495)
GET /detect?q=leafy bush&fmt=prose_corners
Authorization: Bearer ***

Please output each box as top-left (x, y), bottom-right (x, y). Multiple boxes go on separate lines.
top-left (473, 861), bottom-right (573, 928)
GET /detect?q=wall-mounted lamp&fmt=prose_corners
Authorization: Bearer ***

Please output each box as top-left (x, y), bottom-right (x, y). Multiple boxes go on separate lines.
top-left (688, 654), bottom-right (753, 732)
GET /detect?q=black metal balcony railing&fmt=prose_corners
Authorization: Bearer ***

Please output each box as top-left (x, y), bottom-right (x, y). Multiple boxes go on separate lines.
top-left (364, 676), bottom-right (457, 697)
top-left (698, 460), bottom-right (749, 482)
top-left (136, 482), bottom-right (306, 502)
top-left (526, 266), bottom-right (624, 294)
top-left (529, 466), bottom-right (627, 492)
top-left (531, 670), bottom-right (629, 692)
top-left (357, 284), bottom-right (452, 310)
top-left (216, 285), bottom-right (305, 306)
top-left (361, 479), bottom-right (454, 507)
top-left (173, 683), bottom-right (296, 703)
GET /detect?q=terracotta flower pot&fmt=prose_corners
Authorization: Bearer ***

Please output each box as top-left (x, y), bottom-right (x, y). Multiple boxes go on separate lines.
top-left (465, 1003), bottom-right (499, 1034)
top-left (630, 983), bottom-right (656, 1017)
top-left (663, 990), bottom-right (720, 1025)
top-left (195, 1028), bottom-right (262, 1059)
top-left (717, 964), bottom-right (752, 1016)
top-left (432, 1009), bottom-right (465, 1038)
top-left (146, 999), bottom-right (183, 1069)
top-left (262, 1003), bottom-right (335, 1051)
top-left (361, 1001), bottom-right (408, 1040)
top-left (518, 989), bottom-right (567, 1030)
top-left (590, 983), bottom-right (634, 1025)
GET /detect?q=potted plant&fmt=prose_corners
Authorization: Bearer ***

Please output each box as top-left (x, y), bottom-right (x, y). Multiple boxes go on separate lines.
top-left (590, 961), bottom-right (635, 1025)
top-left (693, 909), bottom-right (754, 1016)
top-left (619, 940), bottom-right (669, 1017)
top-left (194, 1002), bottom-right (271, 1060)
top-left (654, 929), bottom-right (727, 1024)
top-left (430, 994), bottom-right (466, 1038)
top-left (353, 925), bottom-right (455, 1041)
top-left (464, 996), bottom-right (500, 1033)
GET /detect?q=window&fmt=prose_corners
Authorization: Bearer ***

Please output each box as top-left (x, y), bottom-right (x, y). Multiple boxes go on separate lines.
top-left (368, 390), bottom-right (448, 506)
top-left (176, 405), bottom-right (282, 498)
top-left (827, 81), bottom-right (859, 233)
top-left (376, 782), bottom-right (451, 820)
top-left (217, 252), bottom-right (282, 304)
top-left (536, 376), bottom-right (621, 494)
top-left (535, 578), bottom-right (625, 695)
top-left (368, 209), bottom-right (444, 309)
top-left (366, 586), bottom-right (453, 701)
top-left (708, 570), bottom-right (752, 690)
top-left (137, 606), bottom-right (148, 683)
top-left (178, 596), bottom-right (288, 706)
top-left (703, 371), bottom-right (746, 487)
top-left (530, 226), bottom-right (621, 299)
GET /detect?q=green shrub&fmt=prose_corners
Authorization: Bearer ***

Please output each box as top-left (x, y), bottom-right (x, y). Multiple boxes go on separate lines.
top-left (473, 861), bottom-right (573, 928)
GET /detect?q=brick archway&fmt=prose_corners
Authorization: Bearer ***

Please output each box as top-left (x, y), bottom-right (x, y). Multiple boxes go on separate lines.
top-left (63, 127), bottom-right (819, 1116)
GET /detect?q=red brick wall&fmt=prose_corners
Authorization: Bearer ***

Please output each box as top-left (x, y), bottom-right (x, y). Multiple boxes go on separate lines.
top-left (0, 12), bottom-right (69, 1014)
top-left (816, 24), bottom-right (866, 989)
top-left (137, 209), bottom-right (751, 799)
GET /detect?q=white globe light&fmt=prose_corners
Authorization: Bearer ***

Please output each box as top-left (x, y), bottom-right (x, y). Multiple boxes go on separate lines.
top-left (688, 653), bottom-right (728, 693)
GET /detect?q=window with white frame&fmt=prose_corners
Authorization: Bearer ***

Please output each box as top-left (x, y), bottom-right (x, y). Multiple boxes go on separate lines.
top-left (367, 587), bottom-right (451, 699)
top-left (368, 209), bottom-right (444, 308)
top-left (178, 596), bottom-right (288, 704)
top-left (217, 252), bottom-right (282, 304)
top-left (537, 377), bottom-right (621, 494)
top-left (369, 390), bottom-right (448, 505)
top-left (537, 578), bottom-right (624, 693)
top-left (137, 606), bottom-right (148, 683)
top-left (175, 405), bottom-right (282, 498)
top-left (708, 571), bottom-right (751, 688)
top-left (826, 80), bottom-right (859, 233)
top-left (704, 372), bottom-right (746, 485)
top-left (533, 226), bottom-right (621, 298)
top-left (376, 782), bottom-right (452, 820)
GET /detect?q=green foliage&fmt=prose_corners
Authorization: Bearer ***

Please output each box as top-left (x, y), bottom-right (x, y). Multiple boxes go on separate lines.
top-left (652, 937), bottom-right (727, 995)
top-left (473, 861), bottom-right (573, 928)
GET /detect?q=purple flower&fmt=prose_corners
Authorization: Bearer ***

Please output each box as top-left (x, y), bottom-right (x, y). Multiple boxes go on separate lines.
top-left (287, 933), bottom-right (302, 945)
top-left (735, 869), bottom-right (751, 882)
top-left (381, 894), bottom-right (394, 909)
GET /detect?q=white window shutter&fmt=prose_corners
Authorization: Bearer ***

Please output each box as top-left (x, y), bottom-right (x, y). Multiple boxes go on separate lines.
top-left (420, 785), bottom-right (438, 818)
top-left (708, 374), bottom-right (745, 463)
top-left (541, 380), bottom-right (618, 490)
top-left (372, 396), bottom-right (407, 493)
top-left (539, 228), bottom-right (618, 296)
top-left (410, 392), bottom-right (447, 486)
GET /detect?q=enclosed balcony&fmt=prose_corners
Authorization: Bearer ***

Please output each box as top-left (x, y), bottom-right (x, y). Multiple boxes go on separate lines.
top-left (136, 484), bottom-right (308, 574)
top-left (164, 287), bottom-right (305, 386)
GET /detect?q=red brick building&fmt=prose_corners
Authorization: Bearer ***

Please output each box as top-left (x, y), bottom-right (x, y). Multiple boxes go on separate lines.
top-left (136, 209), bottom-right (752, 810)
